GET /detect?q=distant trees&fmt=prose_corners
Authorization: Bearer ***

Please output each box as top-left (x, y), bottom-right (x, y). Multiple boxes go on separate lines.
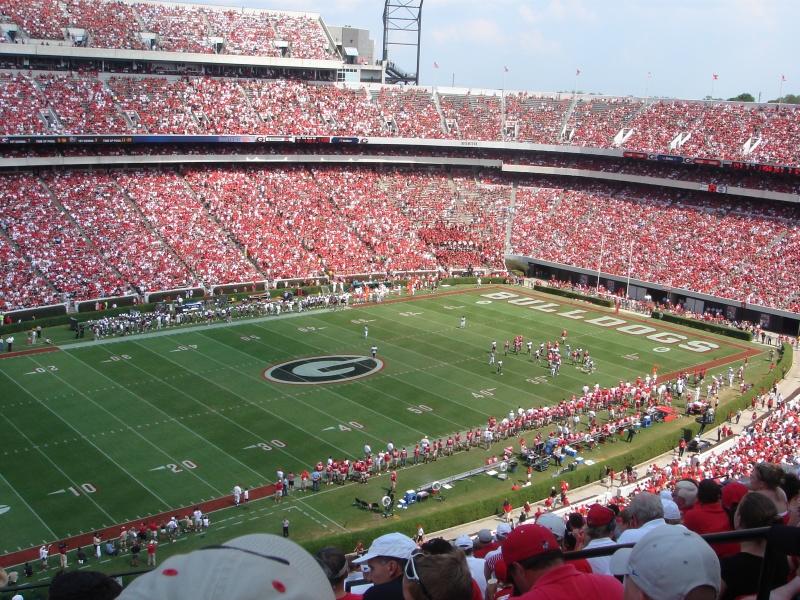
top-left (728, 92), bottom-right (755, 102)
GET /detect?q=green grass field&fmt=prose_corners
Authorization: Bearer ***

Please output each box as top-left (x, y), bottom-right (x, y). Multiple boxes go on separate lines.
top-left (0, 285), bottom-right (761, 564)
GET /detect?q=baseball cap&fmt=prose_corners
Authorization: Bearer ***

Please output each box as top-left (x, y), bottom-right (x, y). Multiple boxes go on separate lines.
top-left (454, 535), bottom-right (473, 550)
top-left (586, 503), bottom-right (615, 527)
top-left (477, 529), bottom-right (494, 543)
top-left (352, 532), bottom-right (416, 564)
top-left (536, 513), bottom-right (566, 539)
top-left (610, 525), bottom-right (720, 600)
top-left (496, 523), bottom-right (513, 538)
top-left (721, 482), bottom-right (748, 511)
top-left (118, 534), bottom-right (335, 600)
top-left (660, 499), bottom-right (681, 521)
top-left (501, 524), bottom-right (559, 565)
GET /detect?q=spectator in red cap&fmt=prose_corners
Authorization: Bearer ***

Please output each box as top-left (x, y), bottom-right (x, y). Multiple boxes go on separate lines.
top-left (720, 481), bottom-right (748, 527)
top-left (582, 504), bottom-right (617, 575)
top-left (683, 479), bottom-right (737, 558)
top-left (500, 523), bottom-right (622, 599)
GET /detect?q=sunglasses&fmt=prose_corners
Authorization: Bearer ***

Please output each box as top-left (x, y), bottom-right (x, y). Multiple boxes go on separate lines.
top-left (404, 550), bottom-right (433, 600)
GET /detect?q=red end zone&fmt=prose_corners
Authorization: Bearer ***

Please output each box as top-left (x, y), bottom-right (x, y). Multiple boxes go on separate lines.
top-left (0, 346), bottom-right (60, 360)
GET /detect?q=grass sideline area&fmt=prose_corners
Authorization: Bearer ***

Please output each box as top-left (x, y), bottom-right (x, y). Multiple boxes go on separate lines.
top-left (0, 285), bottom-right (773, 580)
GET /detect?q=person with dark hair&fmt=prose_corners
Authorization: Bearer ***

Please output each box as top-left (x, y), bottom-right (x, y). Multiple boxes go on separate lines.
top-left (500, 524), bottom-right (622, 599)
top-left (750, 462), bottom-right (789, 520)
top-left (781, 472), bottom-right (800, 526)
top-left (315, 546), bottom-right (362, 600)
top-left (719, 492), bottom-right (789, 600)
top-left (49, 570), bottom-right (122, 600)
top-left (683, 479), bottom-right (738, 558)
top-left (402, 549), bottom-right (473, 600)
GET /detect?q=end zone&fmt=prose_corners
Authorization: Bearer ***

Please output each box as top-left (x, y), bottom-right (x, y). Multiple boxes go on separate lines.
top-left (0, 346), bottom-right (60, 360)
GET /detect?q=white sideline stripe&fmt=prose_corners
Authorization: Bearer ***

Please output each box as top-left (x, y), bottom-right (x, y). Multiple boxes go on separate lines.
top-left (0, 471), bottom-right (58, 539)
top-left (64, 345), bottom-right (266, 489)
top-left (1, 362), bottom-right (171, 514)
top-left (58, 307), bottom-right (328, 349)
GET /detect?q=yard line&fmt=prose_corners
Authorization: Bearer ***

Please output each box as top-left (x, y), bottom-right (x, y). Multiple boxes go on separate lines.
top-left (27, 355), bottom-right (224, 500)
top-left (4, 360), bottom-right (173, 513)
top-left (0, 471), bottom-right (58, 539)
top-left (294, 499), bottom-right (347, 531)
top-left (0, 403), bottom-right (117, 524)
top-left (63, 348), bottom-right (271, 488)
top-left (129, 339), bottom-right (353, 462)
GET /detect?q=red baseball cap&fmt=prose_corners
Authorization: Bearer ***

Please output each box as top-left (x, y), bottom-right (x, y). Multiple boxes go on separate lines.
top-left (721, 482), bottom-right (748, 510)
top-left (501, 524), bottom-right (559, 565)
top-left (586, 504), bottom-right (615, 527)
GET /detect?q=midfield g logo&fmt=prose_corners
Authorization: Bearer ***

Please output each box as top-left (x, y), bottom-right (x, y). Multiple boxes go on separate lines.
top-left (263, 355), bottom-right (384, 385)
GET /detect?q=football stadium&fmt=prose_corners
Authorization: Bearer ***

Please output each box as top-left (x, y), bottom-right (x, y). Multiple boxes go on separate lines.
top-left (0, 1), bottom-right (798, 598)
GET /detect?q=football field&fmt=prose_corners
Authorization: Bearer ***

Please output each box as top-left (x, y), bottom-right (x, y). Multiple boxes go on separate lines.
top-left (0, 286), bottom-right (757, 556)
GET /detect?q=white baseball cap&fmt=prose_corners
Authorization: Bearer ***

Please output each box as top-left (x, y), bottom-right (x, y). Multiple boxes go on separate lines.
top-left (535, 513), bottom-right (567, 539)
top-left (661, 498), bottom-right (681, 521)
top-left (610, 525), bottom-right (720, 600)
top-left (352, 532), bottom-right (416, 564)
top-left (454, 535), bottom-right (474, 549)
top-left (118, 534), bottom-right (335, 600)
top-left (496, 523), bottom-right (513, 538)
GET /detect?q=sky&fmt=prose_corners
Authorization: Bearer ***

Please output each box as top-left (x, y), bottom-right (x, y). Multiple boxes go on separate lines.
top-left (184, 0), bottom-right (798, 101)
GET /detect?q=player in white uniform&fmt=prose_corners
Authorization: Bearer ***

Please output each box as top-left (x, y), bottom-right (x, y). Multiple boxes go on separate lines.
top-left (496, 360), bottom-right (503, 375)
top-left (371, 345), bottom-right (378, 358)
top-left (489, 350), bottom-right (496, 365)
top-left (364, 326), bottom-right (369, 338)
top-left (460, 316), bottom-right (466, 329)
top-left (233, 484), bottom-right (242, 506)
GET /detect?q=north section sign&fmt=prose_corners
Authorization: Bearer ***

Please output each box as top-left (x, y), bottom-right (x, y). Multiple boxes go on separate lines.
top-left (263, 355), bottom-right (384, 385)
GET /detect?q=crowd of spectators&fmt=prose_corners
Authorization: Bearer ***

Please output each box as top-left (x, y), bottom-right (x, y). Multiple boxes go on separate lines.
top-left (510, 180), bottom-right (800, 312)
top-left (1, 70), bottom-right (799, 166)
top-left (1, 0), bottom-right (334, 59)
top-left (1, 165), bottom-right (799, 312)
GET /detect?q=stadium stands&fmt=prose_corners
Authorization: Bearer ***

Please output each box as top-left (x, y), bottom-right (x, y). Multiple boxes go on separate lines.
top-left (1, 71), bottom-right (799, 167)
top-left (0, 0), bottom-right (336, 59)
top-left (1, 163), bottom-right (798, 312)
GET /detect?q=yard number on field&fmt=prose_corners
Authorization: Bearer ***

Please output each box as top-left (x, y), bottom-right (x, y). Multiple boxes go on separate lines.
top-left (407, 404), bottom-right (433, 414)
top-left (240, 335), bottom-right (261, 342)
top-left (350, 319), bottom-right (375, 325)
top-left (297, 326), bottom-right (326, 333)
top-left (244, 440), bottom-right (287, 451)
top-left (171, 344), bottom-right (198, 352)
top-left (101, 355), bottom-right (132, 363)
top-left (49, 483), bottom-right (96, 496)
top-left (398, 311), bottom-right (422, 317)
top-left (526, 376), bottom-right (548, 385)
top-left (325, 421), bottom-right (365, 432)
top-left (150, 460), bottom-right (197, 473)
top-left (24, 365), bottom-right (58, 375)
top-left (471, 388), bottom-right (496, 399)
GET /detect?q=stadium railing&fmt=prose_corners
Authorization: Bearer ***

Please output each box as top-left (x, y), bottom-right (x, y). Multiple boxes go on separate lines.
top-left (567, 525), bottom-right (800, 600)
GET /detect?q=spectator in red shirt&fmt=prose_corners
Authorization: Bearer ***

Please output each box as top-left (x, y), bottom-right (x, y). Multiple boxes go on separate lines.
top-left (683, 479), bottom-right (738, 558)
top-left (499, 523), bottom-right (622, 599)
